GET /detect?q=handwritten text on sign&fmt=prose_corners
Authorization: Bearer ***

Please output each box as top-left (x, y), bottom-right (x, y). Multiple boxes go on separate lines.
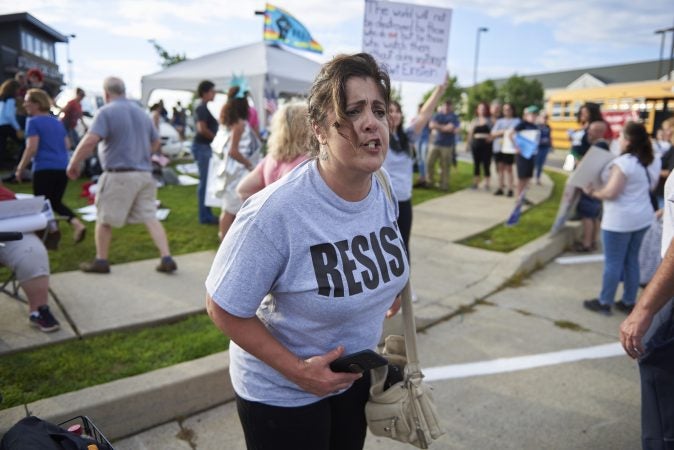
top-left (362, 0), bottom-right (451, 84)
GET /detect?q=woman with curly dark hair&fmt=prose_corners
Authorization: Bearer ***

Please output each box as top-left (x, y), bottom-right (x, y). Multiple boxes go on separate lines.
top-left (582, 122), bottom-right (661, 315)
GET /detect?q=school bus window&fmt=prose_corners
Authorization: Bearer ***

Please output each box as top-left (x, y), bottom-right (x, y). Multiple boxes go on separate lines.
top-left (605, 98), bottom-right (618, 110)
top-left (573, 101), bottom-right (582, 116)
top-left (565, 102), bottom-right (574, 117)
top-left (552, 102), bottom-right (562, 117)
top-left (619, 98), bottom-right (632, 111)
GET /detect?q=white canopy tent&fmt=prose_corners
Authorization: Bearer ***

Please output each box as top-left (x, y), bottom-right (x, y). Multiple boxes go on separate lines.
top-left (140, 41), bottom-right (322, 128)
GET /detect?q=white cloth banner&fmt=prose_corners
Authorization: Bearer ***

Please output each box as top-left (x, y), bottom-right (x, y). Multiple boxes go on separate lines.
top-left (0, 214), bottom-right (48, 233)
top-left (0, 196), bottom-right (44, 219)
top-left (362, 0), bottom-right (451, 83)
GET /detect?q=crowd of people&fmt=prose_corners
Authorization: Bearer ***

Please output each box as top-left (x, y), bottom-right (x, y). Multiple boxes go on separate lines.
top-left (0, 55), bottom-right (673, 448)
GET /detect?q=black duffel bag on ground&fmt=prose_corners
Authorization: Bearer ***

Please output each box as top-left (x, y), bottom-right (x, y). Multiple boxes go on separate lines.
top-left (0, 416), bottom-right (112, 450)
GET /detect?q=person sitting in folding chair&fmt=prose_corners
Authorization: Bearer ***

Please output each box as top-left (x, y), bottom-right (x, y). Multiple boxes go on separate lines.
top-left (0, 185), bottom-right (59, 332)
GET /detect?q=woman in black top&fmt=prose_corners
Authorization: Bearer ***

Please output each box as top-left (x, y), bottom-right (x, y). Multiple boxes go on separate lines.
top-left (466, 101), bottom-right (492, 190)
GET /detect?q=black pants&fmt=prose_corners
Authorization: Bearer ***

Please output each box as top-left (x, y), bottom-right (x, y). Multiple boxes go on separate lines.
top-left (0, 124), bottom-right (21, 159)
top-left (33, 169), bottom-right (76, 222)
top-left (471, 141), bottom-right (492, 177)
top-left (235, 372), bottom-right (370, 450)
top-left (639, 299), bottom-right (674, 450)
top-left (397, 199), bottom-right (412, 260)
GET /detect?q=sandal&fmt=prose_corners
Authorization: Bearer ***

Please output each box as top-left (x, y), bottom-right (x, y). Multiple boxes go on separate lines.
top-left (73, 227), bottom-right (87, 244)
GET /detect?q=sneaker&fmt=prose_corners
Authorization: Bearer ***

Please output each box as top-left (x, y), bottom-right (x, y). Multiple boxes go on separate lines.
top-left (583, 298), bottom-right (611, 315)
top-left (494, 188), bottom-right (504, 196)
top-left (80, 259), bottom-right (110, 274)
top-left (29, 305), bottom-right (60, 332)
top-left (522, 198), bottom-right (534, 206)
top-left (614, 302), bottom-right (634, 314)
top-left (507, 189), bottom-right (514, 197)
top-left (156, 256), bottom-right (177, 273)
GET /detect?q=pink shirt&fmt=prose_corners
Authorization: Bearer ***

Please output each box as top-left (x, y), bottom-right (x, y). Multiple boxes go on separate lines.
top-left (257, 154), bottom-right (308, 187)
top-left (247, 107), bottom-right (260, 131)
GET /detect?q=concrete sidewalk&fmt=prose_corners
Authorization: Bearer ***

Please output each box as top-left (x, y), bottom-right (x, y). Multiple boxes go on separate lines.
top-left (0, 171), bottom-right (579, 443)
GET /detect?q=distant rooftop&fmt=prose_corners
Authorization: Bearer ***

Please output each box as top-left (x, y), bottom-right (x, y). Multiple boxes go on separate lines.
top-left (0, 12), bottom-right (67, 42)
top-left (489, 60), bottom-right (665, 90)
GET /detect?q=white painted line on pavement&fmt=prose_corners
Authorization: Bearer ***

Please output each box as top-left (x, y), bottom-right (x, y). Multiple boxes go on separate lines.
top-left (424, 342), bottom-right (624, 381)
top-left (555, 254), bottom-right (605, 265)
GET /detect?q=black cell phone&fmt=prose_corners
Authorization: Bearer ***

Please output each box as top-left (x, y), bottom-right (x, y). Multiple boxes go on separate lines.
top-left (329, 349), bottom-right (388, 373)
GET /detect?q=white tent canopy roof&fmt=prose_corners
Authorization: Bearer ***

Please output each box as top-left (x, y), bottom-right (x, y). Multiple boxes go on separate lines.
top-left (140, 41), bottom-right (322, 127)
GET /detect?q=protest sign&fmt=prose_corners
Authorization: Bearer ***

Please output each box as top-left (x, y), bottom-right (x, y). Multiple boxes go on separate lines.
top-left (567, 146), bottom-right (616, 189)
top-left (362, 0), bottom-right (451, 83)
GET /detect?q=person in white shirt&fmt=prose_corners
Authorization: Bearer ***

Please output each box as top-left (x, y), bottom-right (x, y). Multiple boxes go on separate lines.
top-left (582, 122), bottom-right (661, 315)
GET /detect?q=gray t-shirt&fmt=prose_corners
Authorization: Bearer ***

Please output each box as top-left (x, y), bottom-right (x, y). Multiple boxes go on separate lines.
top-left (491, 117), bottom-right (521, 153)
top-left (205, 160), bottom-right (409, 407)
top-left (90, 98), bottom-right (158, 171)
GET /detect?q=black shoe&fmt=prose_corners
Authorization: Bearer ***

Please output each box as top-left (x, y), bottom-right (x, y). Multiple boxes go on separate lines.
top-left (507, 189), bottom-right (514, 197)
top-left (494, 188), bottom-right (504, 196)
top-left (614, 302), bottom-right (634, 314)
top-left (156, 256), bottom-right (178, 273)
top-left (29, 305), bottom-right (60, 332)
top-left (522, 198), bottom-right (534, 206)
top-left (80, 259), bottom-right (111, 273)
top-left (583, 299), bottom-right (611, 315)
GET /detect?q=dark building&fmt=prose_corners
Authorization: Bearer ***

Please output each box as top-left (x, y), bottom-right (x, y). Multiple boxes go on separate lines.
top-left (0, 12), bottom-right (67, 94)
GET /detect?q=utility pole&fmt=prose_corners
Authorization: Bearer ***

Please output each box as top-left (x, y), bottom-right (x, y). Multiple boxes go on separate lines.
top-left (473, 27), bottom-right (488, 87)
top-left (655, 25), bottom-right (674, 80)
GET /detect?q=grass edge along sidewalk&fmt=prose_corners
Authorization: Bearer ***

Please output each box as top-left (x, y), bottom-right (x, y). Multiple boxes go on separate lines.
top-left (0, 163), bottom-right (565, 410)
top-left (460, 169), bottom-right (567, 252)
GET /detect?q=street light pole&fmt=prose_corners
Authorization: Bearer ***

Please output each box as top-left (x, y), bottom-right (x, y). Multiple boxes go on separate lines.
top-left (656, 29), bottom-right (666, 79)
top-left (66, 33), bottom-right (76, 87)
top-left (473, 27), bottom-right (488, 86)
top-left (655, 26), bottom-right (674, 80)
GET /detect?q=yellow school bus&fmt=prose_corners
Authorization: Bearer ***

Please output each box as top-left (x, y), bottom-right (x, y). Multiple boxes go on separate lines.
top-left (546, 80), bottom-right (674, 150)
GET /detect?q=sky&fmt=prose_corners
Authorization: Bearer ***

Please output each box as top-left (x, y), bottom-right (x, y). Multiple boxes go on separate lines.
top-left (5, 0), bottom-right (674, 121)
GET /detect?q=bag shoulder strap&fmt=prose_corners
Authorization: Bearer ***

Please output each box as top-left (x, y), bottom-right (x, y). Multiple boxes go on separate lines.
top-left (373, 170), bottom-right (422, 372)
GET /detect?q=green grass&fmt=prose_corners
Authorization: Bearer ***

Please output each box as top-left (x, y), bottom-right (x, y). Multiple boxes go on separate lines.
top-left (0, 314), bottom-right (229, 409)
top-left (411, 160), bottom-right (474, 205)
top-left (0, 160), bottom-right (526, 409)
top-left (459, 170), bottom-right (567, 252)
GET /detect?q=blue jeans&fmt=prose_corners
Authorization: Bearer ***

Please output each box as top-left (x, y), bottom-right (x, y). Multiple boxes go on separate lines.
top-left (191, 141), bottom-right (216, 223)
top-left (535, 146), bottom-right (550, 179)
top-left (599, 227), bottom-right (649, 306)
top-left (416, 136), bottom-right (429, 178)
top-left (66, 127), bottom-right (80, 150)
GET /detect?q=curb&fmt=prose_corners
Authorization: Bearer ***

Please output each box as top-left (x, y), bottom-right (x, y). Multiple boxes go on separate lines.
top-left (0, 353), bottom-right (234, 442)
top-left (0, 228), bottom-right (581, 443)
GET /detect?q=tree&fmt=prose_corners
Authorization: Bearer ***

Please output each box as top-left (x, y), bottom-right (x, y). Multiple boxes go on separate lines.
top-left (419, 74), bottom-right (463, 111)
top-left (497, 75), bottom-right (544, 117)
top-left (465, 79), bottom-right (498, 120)
top-left (148, 39), bottom-right (187, 68)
